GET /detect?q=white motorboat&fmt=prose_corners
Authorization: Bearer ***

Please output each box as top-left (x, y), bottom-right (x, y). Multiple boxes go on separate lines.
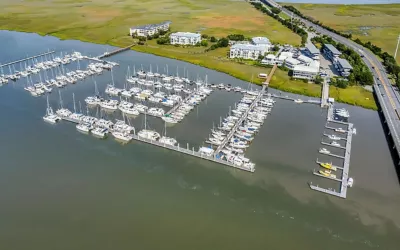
top-left (85, 96), bottom-right (103, 106)
top-left (206, 137), bottom-right (223, 146)
top-left (95, 119), bottom-right (114, 129)
top-left (105, 84), bottom-right (122, 96)
top-left (91, 127), bottom-right (108, 138)
top-left (335, 128), bottom-right (347, 133)
top-left (138, 130), bottom-right (160, 140)
top-left (133, 103), bottom-right (148, 113)
top-left (148, 107), bottom-right (164, 117)
top-left (112, 131), bottom-right (133, 142)
top-left (159, 136), bottom-right (177, 146)
top-left (121, 89), bottom-right (132, 98)
top-left (347, 177), bottom-right (354, 187)
top-left (328, 134), bottom-right (341, 140)
top-left (331, 141), bottom-right (341, 147)
top-left (100, 99), bottom-right (118, 110)
top-left (162, 116), bottom-right (179, 124)
top-left (76, 122), bottom-right (93, 134)
top-left (319, 148), bottom-right (330, 154)
top-left (118, 102), bottom-right (139, 116)
top-left (294, 99), bottom-right (304, 104)
top-left (114, 119), bottom-right (135, 133)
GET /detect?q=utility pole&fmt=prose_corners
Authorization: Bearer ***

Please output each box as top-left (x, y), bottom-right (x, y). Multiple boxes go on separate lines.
top-left (395, 34), bottom-right (400, 59)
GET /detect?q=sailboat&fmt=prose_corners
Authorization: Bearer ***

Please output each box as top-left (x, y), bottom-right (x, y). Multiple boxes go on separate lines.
top-left (105, 68), bottom-right (122, 96)
top-left (85, 80), bottom-right (103, 106)
top-left (43, 95), bottom-right (60, 124)
top-left (158, 121), bottom-right (177, 146)
top-left (111, 113), bottom-right (134, 142)
top-left (137, 111), bottom-right (160, 140)
top-left (69, 93), bottom-right (84, 123)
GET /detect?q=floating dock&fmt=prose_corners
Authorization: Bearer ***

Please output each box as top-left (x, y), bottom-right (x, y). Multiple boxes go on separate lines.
top-left (58, 114), bottom-right (254, 173)
top-left (0, 50), bottom-right (56, 68)
top-left (311, 122), bottom-right (354, 199)
top-left (270, 94), bottom-right (321, 105)
top-left (320, 80), bottom-right (329, 108)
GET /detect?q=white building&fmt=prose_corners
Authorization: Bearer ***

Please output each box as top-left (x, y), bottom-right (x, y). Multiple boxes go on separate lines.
top-left (251, 37), bottom-right (272, 52)
top-left (170, 32), bottom-right (201, 45)
top-left (284, 57), bottom-right (301, 70)
top-left (261, 51), bottom-right (293, 66)
top-left (130, 21), bottom-right (171, 37)
top-left (293, 60), bottom-right (321, 81)
top-left (230, 44), bottom-right (268, 60)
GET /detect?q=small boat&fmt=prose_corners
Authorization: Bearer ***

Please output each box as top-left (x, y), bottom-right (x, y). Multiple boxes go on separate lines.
top-left (294, 99), bottom-right (303, 104)
top-left (159, 136), bottom-right (177, 146)
top-left (138, 130), bottom-right (160, 140)
top-left (319, 162), bottom-right (337, 171)
top-left (112, 131), bottom-right (133, 142)
top-left (162, 116), bottom-right (179, 124)
top-left (328, 134), bottom-right (341, 140)
top-left (331, 141), bottom-right (341, 147)
top-left (206, 137), bottom-right (223, 146)
top-left (318, 169), bottom-right (336, 179)
top-left (319, 148), bottom-right (330, 154)
top-left (335, 128), bottom-right (346, 133)
top-left (347, 177), bottom-right (354, 187)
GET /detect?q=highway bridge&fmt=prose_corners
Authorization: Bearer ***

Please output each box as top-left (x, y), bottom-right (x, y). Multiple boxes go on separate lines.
top-left (262, 0), bottom-right (400, 165)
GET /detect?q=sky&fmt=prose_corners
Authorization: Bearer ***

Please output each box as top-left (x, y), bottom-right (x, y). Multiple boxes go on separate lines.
top-left (280, 0), bottom-right (400, 4)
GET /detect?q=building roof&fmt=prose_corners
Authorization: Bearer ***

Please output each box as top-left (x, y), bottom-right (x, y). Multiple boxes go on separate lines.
top-left (306, 43), bottom-right (320, 55)
top-left (231, 44), bottom-right (266, 51)
top-left (251, 37), bottom-right (271, 45)
top-left (278, 51), bottom-right (293, 61)
top-left (265, 54), bottom-right (276, 59)
top-left (336, 58), bottom-right (353, 70)
top-left (293, 64), bottom-right (319, 73)
top-left (285, 57), bottom-right (300, 65)
top-left (324, 44), bottom-right (341, 55)
top-left (131, 21), bottom-right (171, 30)
top-left (297, 54), bottom-right (313, 64)
top-left (170, 32), bottom-right (201, 38)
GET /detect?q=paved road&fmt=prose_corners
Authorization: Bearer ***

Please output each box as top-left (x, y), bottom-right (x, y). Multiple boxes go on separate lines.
top-left (262, 0), bottom-right (400, 158)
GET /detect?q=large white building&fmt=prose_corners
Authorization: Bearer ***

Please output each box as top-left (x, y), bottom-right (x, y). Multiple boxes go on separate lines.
top-left (293, 60), bottom-right (320, 80)
top-left (261, 51), bottom-right (293, 66)
top-left (130, 21), bottom-right (171, 37)
top-left (230, 44), bottom-right (268, 60)
top-left (304, 43), bottom-right (320, 60)
top-left (170, 32), bottom-right (201, 45)
top-left (251, 37), bottom-right (272, 52)
top-left (323, 44), bottom-right (341, 62)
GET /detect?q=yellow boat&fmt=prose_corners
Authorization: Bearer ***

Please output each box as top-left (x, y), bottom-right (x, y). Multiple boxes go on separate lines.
top-left (319, 162), bottom-right (337, 171)
top-left (319, 169), bottom-right (337, 179)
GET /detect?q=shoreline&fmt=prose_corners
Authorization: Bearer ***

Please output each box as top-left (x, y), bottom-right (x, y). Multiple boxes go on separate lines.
top-left (0, 29), bottom-right (377, 110)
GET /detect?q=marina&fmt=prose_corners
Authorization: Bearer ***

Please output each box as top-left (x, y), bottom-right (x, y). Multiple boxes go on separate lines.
top-left (1, 31), bottom-right (399, 250)
top-left (0, 50), bottom-right (55, 68)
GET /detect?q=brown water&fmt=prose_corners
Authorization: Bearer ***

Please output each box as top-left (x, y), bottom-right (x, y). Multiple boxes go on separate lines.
top-left (0, 30), bottom-right (399, 250)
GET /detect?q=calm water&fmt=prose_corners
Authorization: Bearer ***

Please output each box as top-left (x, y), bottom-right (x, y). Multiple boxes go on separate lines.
top-left (0, 30), bottom-right (399, 250)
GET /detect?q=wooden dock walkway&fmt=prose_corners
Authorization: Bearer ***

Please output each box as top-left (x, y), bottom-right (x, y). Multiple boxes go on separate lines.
top-left (0, 50), bottom-right (55, 68)
top-left (98, 44), bottom-right (135, 59)
top-left (321, 79), bottom-right (329, 108)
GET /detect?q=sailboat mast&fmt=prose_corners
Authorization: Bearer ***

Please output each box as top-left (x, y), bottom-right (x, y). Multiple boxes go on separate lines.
top-left (73, 93), bottom-right (76, 113)
top-left (111, 68), bottom-right (115, 86)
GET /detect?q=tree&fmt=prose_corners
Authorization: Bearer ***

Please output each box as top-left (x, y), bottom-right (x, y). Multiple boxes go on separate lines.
top-left (201, 34), bottom-right (208, 39)
top-left (210, 36), bottom-right (217, 42)
top-left (314, 75), bottom-right (323, 84)
top-left (138, 36), bottom-right (147, 42)
top-left (272, 45), bottom-right (279, 51)
top-left (217, 38), bottom-right (229, 47)
top-left (271, 7), bottom-right (281, 15)
top-left (200, 40), bottom-right (208, 47)
top-left (227, 34), bottom-right (244, 41)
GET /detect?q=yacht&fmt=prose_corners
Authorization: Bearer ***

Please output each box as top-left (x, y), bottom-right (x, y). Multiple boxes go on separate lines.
top-left (100, 99), bottom-right (119, 110)
top-left (148, 107), bottom-right (165, 117)
top-left (331, 141), bottom-right (341, 147)
top-left (105, 84), bottom-right (122, 96)
top-left (112, 131), bottom-right (134, 143)
top-left (138, 130), bottom-right (160, 140)
top-left (319, 148), bottom-right (330, 154)
top-left (114, 119), bottom-right (135, 133)
top-left (133, 103), bottom-right (148, 113)
top-left (347, 177), bottom-right (354, 187)
top-left (162, 116), bottom-right (179, 124)
top-left (206, 137), bottom-right (223, 146)
top-left (91, 127), bottom-right (108, 139)
top-left (85, 96), bottom-right (103, 106)
top-left (43, 96), bottom-right (60, 124)
top-left (118, 101), bottom-right (139, 116)
top-left (76, 122), bottom-right (94, 134)
top-left (95, 119), bottom-right (114, 129)
top-left (159, 136), bottom-right (177, 146)
top-left (121, 89), bottom-right (132, 98)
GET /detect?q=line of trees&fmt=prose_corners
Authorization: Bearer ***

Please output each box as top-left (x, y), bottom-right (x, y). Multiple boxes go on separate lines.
top-left (250, 2), bottom-right (308, 46)
top-left (312, 35), bottom-right (374, 88)
top-left (284, 5), bottom-right (400, 87)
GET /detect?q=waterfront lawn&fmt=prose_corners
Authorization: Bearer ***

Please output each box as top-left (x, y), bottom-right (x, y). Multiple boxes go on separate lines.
top-left (284, 3), bottom-right (400, 63)
top-left (329, 86), bottom-right (377, 110)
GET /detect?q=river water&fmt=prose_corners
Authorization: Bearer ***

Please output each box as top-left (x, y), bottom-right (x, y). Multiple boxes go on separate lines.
top-left (0, 30), bottom-right (399, 249)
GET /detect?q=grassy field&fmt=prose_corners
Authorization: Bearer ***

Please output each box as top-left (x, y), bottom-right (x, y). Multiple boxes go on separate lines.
top-left (0, 0), bottom-right (376, 109)
top-left (282, 3), bottom-right (400, 63)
